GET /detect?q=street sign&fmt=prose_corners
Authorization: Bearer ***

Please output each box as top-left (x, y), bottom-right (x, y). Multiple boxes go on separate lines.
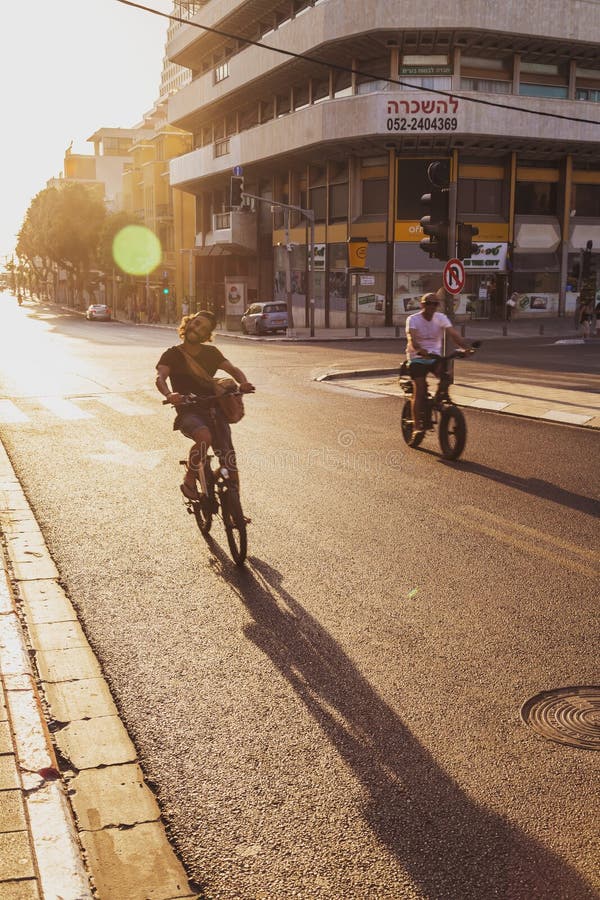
top-left (443, 258), bottom-right (465, 295)
top-left (233, 165), bottom-right (243, 176)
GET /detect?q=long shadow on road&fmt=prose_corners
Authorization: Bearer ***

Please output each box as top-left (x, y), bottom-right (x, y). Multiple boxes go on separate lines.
top-left (441, 459), bottom-right (600, 518)
top-left (207, 545), bottom-right (595, 899)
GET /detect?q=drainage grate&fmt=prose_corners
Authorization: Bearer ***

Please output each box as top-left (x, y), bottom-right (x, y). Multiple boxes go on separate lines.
top-left (520, 687), bottom-right (600, 750)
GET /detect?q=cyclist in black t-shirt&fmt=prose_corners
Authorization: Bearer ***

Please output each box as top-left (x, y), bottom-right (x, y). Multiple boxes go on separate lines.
top-left (156, 310), bottom-right (254, 500)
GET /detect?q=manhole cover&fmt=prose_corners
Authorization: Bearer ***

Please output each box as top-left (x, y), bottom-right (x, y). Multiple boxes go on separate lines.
top-left (520, 687), bottom-right (600, 750)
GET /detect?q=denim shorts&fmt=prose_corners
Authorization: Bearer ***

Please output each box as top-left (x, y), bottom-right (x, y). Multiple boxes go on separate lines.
top-left (176, 409), bottom-right (232, 450)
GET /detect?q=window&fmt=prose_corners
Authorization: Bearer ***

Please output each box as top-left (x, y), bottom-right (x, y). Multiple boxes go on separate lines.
top-left (362, 178), bottom-right (388, 215)
top-left (519, 83), bottom-right (568, 99)
top-left (334, 70), bottom-right (352, 98)
top-left (573, 184), bottom-right (600, 217)
top-left (214, 61), bottom-right (229, 83)
top-left (458, 179), bottom-right (505, 216)
top-left (329, 183), bottom-right (348, 221)
top-left (401, 76), bottom-right (452, 91)
top-left (460, 77), bottom-right (510, 94)
top-left (576, 88), bottom-right (600, 103)
top-left (310, 186), bottom-right (327, 222)
top-left (515, 182), bottom-right (557, 215)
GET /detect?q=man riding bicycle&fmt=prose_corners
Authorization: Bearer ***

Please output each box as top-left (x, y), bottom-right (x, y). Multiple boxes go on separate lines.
top-left (155, 310), bottom-right (254, 500)
top-left (405, 292), bottom-right (472, 445)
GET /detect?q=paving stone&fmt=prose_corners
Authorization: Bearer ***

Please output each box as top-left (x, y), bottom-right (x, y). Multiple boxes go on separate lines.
top-left (0, 756), bottom-right (19, 792)
top-left (0, 830), bottom-right (35, 880)
top-left (43, 677), bottom-right (118, 723)
top-left (26, 781), bottom-right (93, 900)
top-left (0, 880), bottom-right (40, 899)
top-left (0, 688), bottom-right (8, 721)
top-left (11, 551), bottom-right (59, 582)
top-left (80, 821), bottom-right (190, 900)
top-left (36, 647), bottom-right (101, 684)
top-left (4, 683), bottom-right (54, 775)
top-left (70, 763), bottom-right (160, 830)
top-left (54, 716), bottom-right (137, 770)
top-left (28, 620), bottom-right (88, 653)
top-left (19, 580), bottom-right (77, 625)
top-left (0, 721), bottom-right (13, 754)
top-left (0, 788), bottom-right (27, 832)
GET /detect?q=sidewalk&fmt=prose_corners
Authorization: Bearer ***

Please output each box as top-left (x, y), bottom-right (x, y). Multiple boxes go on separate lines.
top-left (0, 437), bottom-right (197, 897)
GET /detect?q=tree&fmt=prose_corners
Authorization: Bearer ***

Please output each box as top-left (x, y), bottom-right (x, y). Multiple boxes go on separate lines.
top-left (17, 183), bottom-right (107, 306)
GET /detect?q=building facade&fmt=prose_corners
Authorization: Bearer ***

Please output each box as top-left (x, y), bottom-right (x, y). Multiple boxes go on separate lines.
top-left (166, 1), bottom-right (600, 326)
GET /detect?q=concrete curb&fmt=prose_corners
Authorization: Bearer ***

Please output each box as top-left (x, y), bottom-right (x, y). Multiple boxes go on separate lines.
top-left (315, 369), bottom-right (600, 431)
top-left (0, 441), bottom-right (198, 899)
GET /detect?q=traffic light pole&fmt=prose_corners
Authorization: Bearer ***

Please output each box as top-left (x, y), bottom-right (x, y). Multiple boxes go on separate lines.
top-left (445, 179), bottom-right (458, 321)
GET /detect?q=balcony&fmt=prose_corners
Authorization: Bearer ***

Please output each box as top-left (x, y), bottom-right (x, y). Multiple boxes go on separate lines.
top-left (198, 210), bottom-right (257, 255)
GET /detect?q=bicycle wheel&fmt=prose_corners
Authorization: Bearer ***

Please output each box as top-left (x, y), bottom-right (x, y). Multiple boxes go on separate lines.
top-left (439, 405), bottom-right (466, 460)
top-left (193, 469), bottom-right (214, 535)
top-left (220, 485), bottom-right (247, 565)
top-left (401, 399), bottom-right (424, 448)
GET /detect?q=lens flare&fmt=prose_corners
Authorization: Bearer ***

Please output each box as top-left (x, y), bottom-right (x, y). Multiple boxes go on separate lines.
top-left (112, 225), bottom-right (162, 276)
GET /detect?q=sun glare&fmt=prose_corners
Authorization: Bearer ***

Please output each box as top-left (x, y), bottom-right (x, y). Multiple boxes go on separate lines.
top-left (112, 225), bottom-right (162, 276)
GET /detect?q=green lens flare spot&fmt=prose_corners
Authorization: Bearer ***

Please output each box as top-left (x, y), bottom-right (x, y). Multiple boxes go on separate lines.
top-left (407, 588), bottom-right (419, 600)
top-left (112, 225), bottom-right (162, 276)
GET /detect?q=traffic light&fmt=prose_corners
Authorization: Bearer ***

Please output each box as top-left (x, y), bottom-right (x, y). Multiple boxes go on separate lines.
top-left (419, 160), bottom-right (450, 261)
top-left (162, 274), bottom-right (170, 296)
top-left (457, 223), bottom-right (480, 260)
top-left (230, 175), bottom-right (244, 209)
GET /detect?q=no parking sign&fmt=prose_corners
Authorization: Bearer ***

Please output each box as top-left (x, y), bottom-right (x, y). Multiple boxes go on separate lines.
top-left (443, 258), bottom-right (465, 295)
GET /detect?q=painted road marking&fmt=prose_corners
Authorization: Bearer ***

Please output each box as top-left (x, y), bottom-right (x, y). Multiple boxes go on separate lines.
top-left (39, 398), bottom-right (94, 420)
top-left (0, 400), bottom-right (29, 423)
top-left (93, 395), bottom-right (153, 416)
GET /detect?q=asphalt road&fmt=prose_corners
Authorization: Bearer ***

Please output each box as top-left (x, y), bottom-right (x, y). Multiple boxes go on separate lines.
top-left (1, 298), bottom-right (599, 899)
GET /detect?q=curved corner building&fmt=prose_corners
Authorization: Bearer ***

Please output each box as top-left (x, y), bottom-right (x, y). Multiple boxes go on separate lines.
top-left (167, 1), bottom-right (600, 326)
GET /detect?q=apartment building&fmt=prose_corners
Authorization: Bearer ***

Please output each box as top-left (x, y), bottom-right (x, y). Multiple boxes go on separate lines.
top-left (122, 98), bottom-right (196, 312)
top-left (166, 1), bottom-right (600, 325)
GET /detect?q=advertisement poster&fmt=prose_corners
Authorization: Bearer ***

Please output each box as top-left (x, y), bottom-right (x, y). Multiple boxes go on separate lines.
top-left (463, 243), bottom-right (508, 271)
top-left (225, 281), bottom-right (246, 315)
top-left (358, 292), bottom-right (385, 313)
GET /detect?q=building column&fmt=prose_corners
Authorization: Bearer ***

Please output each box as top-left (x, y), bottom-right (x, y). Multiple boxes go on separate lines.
top-left (560, 154), bottom-right (573, 317)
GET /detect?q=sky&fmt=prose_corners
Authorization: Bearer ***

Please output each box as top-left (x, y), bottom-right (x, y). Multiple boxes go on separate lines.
top-left (1, 0), bottom-right (173, 263)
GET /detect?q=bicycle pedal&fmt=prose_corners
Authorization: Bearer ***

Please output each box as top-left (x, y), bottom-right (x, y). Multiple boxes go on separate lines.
top-left (179, 459), bottom-right (188, 466)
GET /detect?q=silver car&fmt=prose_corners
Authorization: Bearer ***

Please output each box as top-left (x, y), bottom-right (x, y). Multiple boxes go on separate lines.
top-left (86, 304), bottom-right (112, 321)
top-left (241, 302), bottom-right (288, 335)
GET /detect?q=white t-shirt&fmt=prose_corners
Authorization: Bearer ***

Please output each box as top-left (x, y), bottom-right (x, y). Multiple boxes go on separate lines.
top-left (406, 310), bottom-right (452, 360)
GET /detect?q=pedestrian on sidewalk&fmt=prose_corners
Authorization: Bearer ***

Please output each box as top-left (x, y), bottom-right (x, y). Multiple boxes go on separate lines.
top-left (506, 292), bottom-right (518, 322)
top-left (579, 298), bottom-right (593, 338)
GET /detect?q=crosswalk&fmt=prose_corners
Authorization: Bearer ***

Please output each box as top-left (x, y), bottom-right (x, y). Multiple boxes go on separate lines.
top-left (0, 391), bottom-right (160, 425)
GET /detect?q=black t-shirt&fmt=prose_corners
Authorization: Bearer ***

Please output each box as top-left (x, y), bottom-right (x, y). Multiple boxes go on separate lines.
top-left (157, 344), bottom-right (226, 398)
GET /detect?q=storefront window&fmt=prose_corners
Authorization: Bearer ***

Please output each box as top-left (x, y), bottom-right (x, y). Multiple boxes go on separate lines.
top-left (458, 179), bottom-right (505, 216)
top-left (515, 182), bottom-right (557, 215)
top-left (393, 272), bottom-right (440, 314)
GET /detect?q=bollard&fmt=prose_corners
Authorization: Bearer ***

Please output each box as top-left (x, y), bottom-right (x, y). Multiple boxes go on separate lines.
top-left (502, 324), bottom-right (508, 336)
top-left (365, 326), bottom-right (370, 337)
top-left (395, 325), bottom-right (400, 338)
top-left (539, 323), bottom-right (544, 336)
top-left (460, 323), bottom-right (466, 337)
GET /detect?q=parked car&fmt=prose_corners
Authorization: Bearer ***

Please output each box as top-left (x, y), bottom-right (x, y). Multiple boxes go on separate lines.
top-left (86, 304), bottom-right (112, 321)
top-left (241, 302), bottom-right (288, 334)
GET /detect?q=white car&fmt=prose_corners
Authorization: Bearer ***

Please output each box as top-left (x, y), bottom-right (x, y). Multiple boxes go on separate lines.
top-left (241, 302), bottom-right (288, 334)
top-left (86, 304), bottom-right (112, 321)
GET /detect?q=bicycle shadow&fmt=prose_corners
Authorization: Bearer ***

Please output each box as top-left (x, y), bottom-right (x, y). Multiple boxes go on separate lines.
top-left (206, 546), bottom-right (595, 899)
top-left (440, 459), bottom-right (600, 518)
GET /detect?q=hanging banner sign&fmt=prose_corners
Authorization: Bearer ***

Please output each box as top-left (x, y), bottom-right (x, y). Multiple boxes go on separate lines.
top-left (382, 95), bottom-right (462, 134)
top-left (463, 243), bottom-right (508, 271)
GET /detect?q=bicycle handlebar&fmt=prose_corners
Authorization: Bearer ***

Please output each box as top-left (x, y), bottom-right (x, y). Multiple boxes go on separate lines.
top-left (162, 387), bottom-right (255, 406)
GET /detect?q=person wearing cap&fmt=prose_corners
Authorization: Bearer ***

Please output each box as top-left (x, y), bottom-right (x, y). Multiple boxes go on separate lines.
top-left (155, 310), bottom-right (254, 500)
top-left (405, 292), bottom-right (472, 445)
